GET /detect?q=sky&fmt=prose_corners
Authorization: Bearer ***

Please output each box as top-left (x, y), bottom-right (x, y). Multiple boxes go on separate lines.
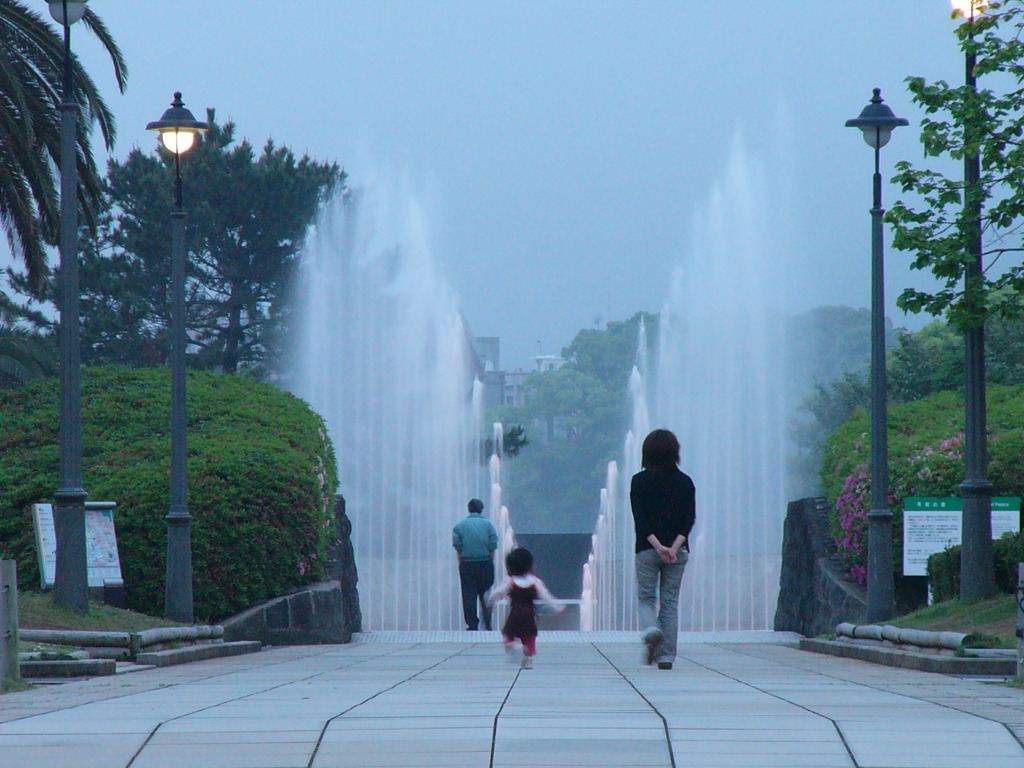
top-left (55, 1), bottom-right (967, 370)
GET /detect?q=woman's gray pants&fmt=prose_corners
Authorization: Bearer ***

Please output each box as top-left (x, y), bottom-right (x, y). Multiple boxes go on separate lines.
top-left (635, 548), bottom-right (689, 662)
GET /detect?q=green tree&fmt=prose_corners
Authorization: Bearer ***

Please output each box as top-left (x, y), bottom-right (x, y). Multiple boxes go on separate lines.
top-left (0, 322), bottom-right (56, 389)
top-left (888, 2), bottom-right (1024, 326)
top-left (886, 323), bottom-right (963, 403)
top-left (495, 311), bottom-right (658, 533)
top-left (0, 286), bottom-right (55, 388)
top-left (0, 2), bottom-right (126, 287)
top-left (76, 111), bottom-right (344, 374)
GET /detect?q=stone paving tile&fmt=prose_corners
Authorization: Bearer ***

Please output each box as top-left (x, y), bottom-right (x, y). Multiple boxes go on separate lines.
top-left (4, 635), bottom-right (1024, 768)
top-left (669, 727), bottom-right (838, 742)
top-left (146, 729), bottom-right (318, 745)
top-left (312, 745), bottom-right (493, 767)
top-left (0, 714), bottom-right (161, 734)
top-left (672, 756), bottom-right (853, 768)
top-left (130, 742), bottom-right (314, 768)
top-left (0, 744), bottom-right (149, 768)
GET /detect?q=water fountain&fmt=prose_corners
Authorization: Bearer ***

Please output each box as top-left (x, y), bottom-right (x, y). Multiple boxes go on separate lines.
top-left (584, 141), bottom-right (788, 631)
top-left (290, 185), bottom-right (489, 631)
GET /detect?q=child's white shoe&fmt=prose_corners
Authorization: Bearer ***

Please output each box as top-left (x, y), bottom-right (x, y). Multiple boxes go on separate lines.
top-left (505, 640), bottom-right (522, 663)
top-left (521, 655), bottom-right (533, 669)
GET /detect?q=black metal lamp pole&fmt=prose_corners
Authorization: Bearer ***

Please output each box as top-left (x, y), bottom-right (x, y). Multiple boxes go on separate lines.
top-left (957, 1), bottom-right (997, 600)
top-left (49, 0), bottom-right (89, 613)
top-left (846, 88), bottom-right (908, 622)
top-left (146, 93), bottom-right (207, 623)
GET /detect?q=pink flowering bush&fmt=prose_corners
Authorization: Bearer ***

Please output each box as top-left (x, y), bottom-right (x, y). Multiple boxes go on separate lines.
top-left (821, 386), bottom-right (1024, 585)
top-left (834, 466), bottom-right (869, 583)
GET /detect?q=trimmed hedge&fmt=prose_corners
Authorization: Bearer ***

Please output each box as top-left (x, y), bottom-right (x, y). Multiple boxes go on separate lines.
top-left (0, 365), bottom-right (337, 621)
top-left (927, 531), bottom-right (1024, 601)
top-left (821, 384), bottom-right (1024, 586)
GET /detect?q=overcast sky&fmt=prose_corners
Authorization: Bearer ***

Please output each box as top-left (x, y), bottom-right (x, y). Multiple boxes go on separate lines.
top-left (61, 1), bottom-right (963, 370)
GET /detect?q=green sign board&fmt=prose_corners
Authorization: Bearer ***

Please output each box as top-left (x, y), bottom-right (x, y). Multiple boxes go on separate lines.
top-left (903, 497), bottom-right (1020, 577)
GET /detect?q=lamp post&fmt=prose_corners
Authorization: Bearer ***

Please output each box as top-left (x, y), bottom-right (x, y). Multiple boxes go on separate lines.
top-left (846, 88), bottom-right (908, 622)
top-left (146, 93), bottom-right (207, 623)
top-left (952, 0), bottom-right (997, 600)
top-left (48, 0), bottom-right (90, 613)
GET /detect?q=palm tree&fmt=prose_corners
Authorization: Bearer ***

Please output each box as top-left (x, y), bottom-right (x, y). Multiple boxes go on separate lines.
top-left (0, 321), bottom-right (56, 387)
top-left (0, 1), bottom-right (127, 288)
top-left (0, 286), bottom-right (54, 386)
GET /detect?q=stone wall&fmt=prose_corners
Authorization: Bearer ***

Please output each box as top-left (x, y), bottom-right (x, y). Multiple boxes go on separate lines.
top-left (774, 497), bottom-right (867, 637)
top-left (325, 495), bottom-right (362, 633)
top-left (222, 495), bottom-right (361, 645)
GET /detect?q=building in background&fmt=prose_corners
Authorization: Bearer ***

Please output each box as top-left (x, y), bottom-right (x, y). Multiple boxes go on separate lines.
top-left (473, 336), bottom-right (561, 410)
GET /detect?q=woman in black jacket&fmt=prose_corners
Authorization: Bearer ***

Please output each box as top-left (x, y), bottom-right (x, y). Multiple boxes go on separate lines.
top-left (630, 428), bottom-right (695, 669)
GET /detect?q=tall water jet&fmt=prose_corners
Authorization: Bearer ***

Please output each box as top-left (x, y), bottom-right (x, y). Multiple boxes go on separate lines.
top-left (654, 141), bottom-right (787, 630)
top-left (582, 143), bottom-right (788, 632)
top-left (289, 185), bottom-right (485, 630)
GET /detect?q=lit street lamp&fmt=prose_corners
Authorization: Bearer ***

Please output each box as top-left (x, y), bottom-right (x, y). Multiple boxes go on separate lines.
top-left (952, 0), bottom-right (997, 600)
top-left (146, 93), bottom-right (207, 623)
top-left (846, 88), bottom-right (908, 622)
top-left (49, 0), bottom-right (90, 613)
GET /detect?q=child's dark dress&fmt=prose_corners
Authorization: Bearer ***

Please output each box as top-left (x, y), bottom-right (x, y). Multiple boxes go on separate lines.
top-left (503, 580), bottom-right (538, 641)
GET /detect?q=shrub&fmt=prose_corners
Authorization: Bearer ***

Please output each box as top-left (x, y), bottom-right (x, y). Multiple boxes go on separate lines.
top-left (0, 365), bottom-right (337, 620)
top-left (928, 531), bottom-right (1024, 602)
top-left (821, 385), bottom-right (1024, 586)
top-left (926, 547), bottom-right (959, 602)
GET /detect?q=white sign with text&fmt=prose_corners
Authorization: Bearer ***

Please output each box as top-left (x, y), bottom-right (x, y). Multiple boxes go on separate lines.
top-left (32, 502), bottom-right (123, 589)
top-left (903, 497), bottom-right (1020, 577)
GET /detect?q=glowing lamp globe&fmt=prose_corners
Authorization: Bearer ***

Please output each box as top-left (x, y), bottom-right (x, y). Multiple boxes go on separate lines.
top-left (950, 0), bottom-right (988, 18)
top-left (146, 92), bottom-right (208, 156)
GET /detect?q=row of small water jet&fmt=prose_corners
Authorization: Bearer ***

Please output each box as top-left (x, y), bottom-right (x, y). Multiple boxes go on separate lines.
top-left (289, 184), bottom-right (487, 631)
top-left (581, 462), bottom-right (618, 630)
top-left (581, 322), bottom-right (651, 631)
top-left (489, 422), bottom-right (518, 628)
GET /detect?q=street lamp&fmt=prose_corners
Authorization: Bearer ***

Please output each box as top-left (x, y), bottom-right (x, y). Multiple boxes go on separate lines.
top-left (846, 88), bottom-right (908, 622)
top-left (49, 0), bottom-right (90, 613)
top-left (146, 93), bottom-right (207, 623)
top-left (952, 0), bottom-right (997, 600)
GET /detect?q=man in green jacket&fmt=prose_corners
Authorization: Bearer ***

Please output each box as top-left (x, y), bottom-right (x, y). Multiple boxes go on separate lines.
top-left (453, 498), bottom-right (498, 630)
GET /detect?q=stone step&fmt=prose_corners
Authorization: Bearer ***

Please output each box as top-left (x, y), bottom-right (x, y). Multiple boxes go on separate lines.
top-left (801, 637), bottom-right (1017, 675)
top-left (20, 658), bottom-right (117, 678)
top-left (135, 640), bottom-right (261, 668)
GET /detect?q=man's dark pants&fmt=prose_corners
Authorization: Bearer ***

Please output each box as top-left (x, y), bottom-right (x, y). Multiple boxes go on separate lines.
top-left (459, 559), bottom-right (494, 630)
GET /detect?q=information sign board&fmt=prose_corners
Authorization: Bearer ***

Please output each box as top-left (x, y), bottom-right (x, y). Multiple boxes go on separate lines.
top-left (902, 497), bottom-right (1020, 576)
top-left (32, 502), bottom-right (123, 589)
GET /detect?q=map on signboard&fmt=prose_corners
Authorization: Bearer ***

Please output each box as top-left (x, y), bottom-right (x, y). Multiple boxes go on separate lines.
top-left (902, 497), bottom-right (1021, 577)
top-left (32, 503), bottom-right (123, 589)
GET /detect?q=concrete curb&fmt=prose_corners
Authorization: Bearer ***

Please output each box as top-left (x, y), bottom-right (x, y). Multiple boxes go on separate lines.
top-left (20, 658), bottom-right (117, 677)
top-left (801, 637), bottom-right (1016, 675)
top-left (135, 640), bottom-right (262, 668)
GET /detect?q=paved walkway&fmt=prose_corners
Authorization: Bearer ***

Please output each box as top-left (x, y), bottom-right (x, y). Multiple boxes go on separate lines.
top-left (2, 632), bottom-right (1024, 767)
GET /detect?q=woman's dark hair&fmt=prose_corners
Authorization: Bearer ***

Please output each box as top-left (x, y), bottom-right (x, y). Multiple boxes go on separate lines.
top-left (641, 428), bottom-right (680, 471)
top-left (505, 547), bottom-right (534, 577)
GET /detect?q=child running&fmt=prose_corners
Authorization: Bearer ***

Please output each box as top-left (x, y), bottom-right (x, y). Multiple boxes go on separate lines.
top-left (487, 547), bottom-right (563, 669)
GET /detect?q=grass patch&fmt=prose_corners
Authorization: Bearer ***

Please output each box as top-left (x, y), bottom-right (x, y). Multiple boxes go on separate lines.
top-left (17, 591), bottom-right (181, 633)
top-left (889, 594), bottom-right (1017, 648)
top-left (1, 678), bottom-right (33, 694)
top-left (20, 642), bottom-right (78, 658)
